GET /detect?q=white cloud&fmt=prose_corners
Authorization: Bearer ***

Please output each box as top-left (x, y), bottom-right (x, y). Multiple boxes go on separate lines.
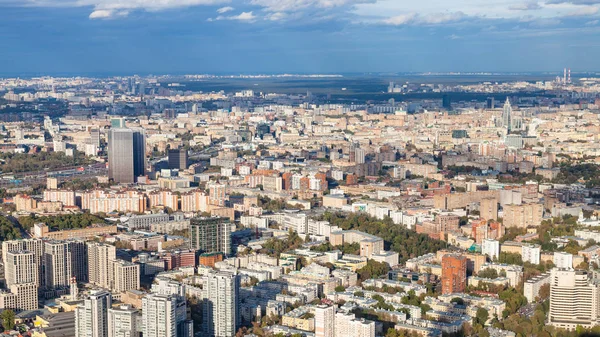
top-left (563, 5), bottom-right (599, 15)
top-left (210, 11), bottom-right (257, 22)
top-left (230, 11), bottom-right (256, 21)
top-left (266, 12), bottom-right (287, 21)
top-left (509, 2), bottom-right (542, 10)
top-left (249, 0), bottom-right (374, 12)
top-left (7, 0), bottom-right (230, 19)
top-left (217, 6), bottom-right (234, 13)
top-left (382, 12), bottom-right (466, 26)
top-left (586, 18), bottom-right (600, 24)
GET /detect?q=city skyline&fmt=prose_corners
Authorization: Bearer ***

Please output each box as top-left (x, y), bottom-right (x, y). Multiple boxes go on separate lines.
top-left (1, 1), bottom-right (600, 75)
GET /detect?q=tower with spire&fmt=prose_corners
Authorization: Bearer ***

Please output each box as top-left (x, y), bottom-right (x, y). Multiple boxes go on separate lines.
top-left (502, 97), bottom-right (512, 133)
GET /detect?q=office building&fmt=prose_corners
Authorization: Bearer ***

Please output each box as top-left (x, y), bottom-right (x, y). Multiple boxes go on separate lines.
top-left (108, 128), bottom-right (146, 184)
top-left (441, 255), bottom-right (467, 294)
top-left (548, 268), bottom-right (600, 330)
top-left (111, 118), bottom-right (126, 128)
top-left (69, 240), bottom-right (89, 283)
top-left (202, 271), bottom-right (239, 337)
top-left (88, 242), bottom-right (116, 289)
top-left (502, 97), bottom-right (512, 132)
top-left (44, 241), bottom-right (73, 289)
top-left (75, 290), bottom-right (112, 337)
top-left (108, 304), bottom-right (140, 337)
top-left (190, 217), bottom-right (232, 256)
top-left (315, 305), bottom-right (335, 337)
top-left (168, 148), bottom-right (188, 170)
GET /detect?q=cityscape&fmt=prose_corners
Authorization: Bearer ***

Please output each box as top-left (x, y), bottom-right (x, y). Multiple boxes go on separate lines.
top-left (3, 0), bottom-right (600, 337)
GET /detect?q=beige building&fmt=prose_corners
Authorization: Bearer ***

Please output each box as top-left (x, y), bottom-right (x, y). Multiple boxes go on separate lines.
top-left (4, 250), bottom-right (38, 288)
top-left (110, 260), bottom-right (140, 293)
top-left (503, 203), bottom-right (543, 228)
top-left (81, 189), bottom-right (147, 214)
top-left (87, 242), bottom-right (116, 289)
top-left (480, 197), bottom-right (498, 221)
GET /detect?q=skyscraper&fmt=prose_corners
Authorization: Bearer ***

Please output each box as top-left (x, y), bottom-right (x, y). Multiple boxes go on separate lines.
top-left (69, 240), bottom-right (88, 283)
top-left (108, 128), bottom-right (134, 184)
top-left (87, 242), bottom-right (116, 289)
top-left (75, 290), bottom-right (112, 337)
top-left (44, 241), bottom-right (73, 289)
top-left (202, 271), bottom-right (239, 337)
top-left (190, 217), bottom-right (232, 256)
top-left (2, 238), bottom-right (45, 287)
top-left (168, 147), bottom-right (188, 170)
top-left (4, 250), bottom-right (37, 288)
top-left (441, 254), bottom-right (467, 294)
top-left (131, 128), bottom-right (147, 179)
top-left (108, 127), bottom-right (146, 184)
top-left (502, 97), bottom-right (512, 133)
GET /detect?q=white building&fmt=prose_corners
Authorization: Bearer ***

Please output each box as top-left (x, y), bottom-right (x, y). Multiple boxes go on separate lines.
top-left (315, 305), bottom-right (335, 337)
top-left (202, 271), bottom-right (239, 337)
top-left (521, 244), bottom-right (541, 265)
top-left (548, 268), bottom-right (600, 330)
top-left (75, 290), bottom-right (112, 337)
top-left (482, 239), bottom-right (500, 261)
top-left (553, 252), bottom-right (574, 269)
top-left (108, 305), bottom-right (140, 337)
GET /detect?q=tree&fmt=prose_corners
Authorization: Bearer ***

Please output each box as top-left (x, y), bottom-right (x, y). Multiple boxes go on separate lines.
top-left (335, 285), bottom-right (346, 292)
top-left (475, 307), bottom-right (489, 326)
top-left (1, 309), bottom-right (15, 331)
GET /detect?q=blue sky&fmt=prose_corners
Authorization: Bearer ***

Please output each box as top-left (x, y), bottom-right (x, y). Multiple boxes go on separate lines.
top-left (0, 0), bottom-right (599, 75)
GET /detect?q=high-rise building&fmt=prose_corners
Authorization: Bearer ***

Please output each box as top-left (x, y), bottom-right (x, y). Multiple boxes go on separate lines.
top-left (4, 250), bottom-right (37, 288)
top-left (110, 260), bottom-right (140, 293)
top-left (315, 305), bottom-right (335, 337)
top-left (131, 128), bottom-right (146, 180)
top-left (548, 268), bottom-right (600, 330)
top-left (108, 128), bottom-right (134, 184)
top-left (480, 197), bottom-right (498, 221)
top-left (502, 97), bottom-right (512, 132)
top-left (2, 239), bottom-right (45, 287)
top-left (142, 293), bottom-right (192, 337)
top-left (88, 242), bottom-right (116, 289)
top-left (503, 203), bottom-right (543, 228)
top-left (486, 97), bottom-right (495, 109)
top-left (0, 283), bottom-right (38, 311)
top-left (202, 271), bottom-right (239, 337)
top-left (108, 304), bottom-right (140, 337)
top-left (441, 254), bottom-right (467, 294)
top-left (168, 148), bottom-right (188, 170)
top-left (69, 240), bottom-right (89, 283)
top-left (354, 148), bottom-right (366, 164)
top-left (75, 290), bottom-right (112, 337)
top-left (108, 128), bottom-right (146, 184)
top-left (190, 217), bottom-right (232, 256)
top-left (44, 241), bottom-right (72, 289)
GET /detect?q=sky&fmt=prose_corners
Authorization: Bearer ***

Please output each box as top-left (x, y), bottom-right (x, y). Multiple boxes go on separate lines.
top-left (0, 0), bottom-right (599, 75)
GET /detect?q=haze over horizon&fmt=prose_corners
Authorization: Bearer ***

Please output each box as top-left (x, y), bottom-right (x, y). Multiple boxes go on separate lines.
top-left (1, 0), bottom-right (600, 74)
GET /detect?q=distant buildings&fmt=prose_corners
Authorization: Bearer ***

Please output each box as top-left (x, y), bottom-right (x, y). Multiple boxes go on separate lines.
top-left (168, 147), bottom-right (188, 170)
